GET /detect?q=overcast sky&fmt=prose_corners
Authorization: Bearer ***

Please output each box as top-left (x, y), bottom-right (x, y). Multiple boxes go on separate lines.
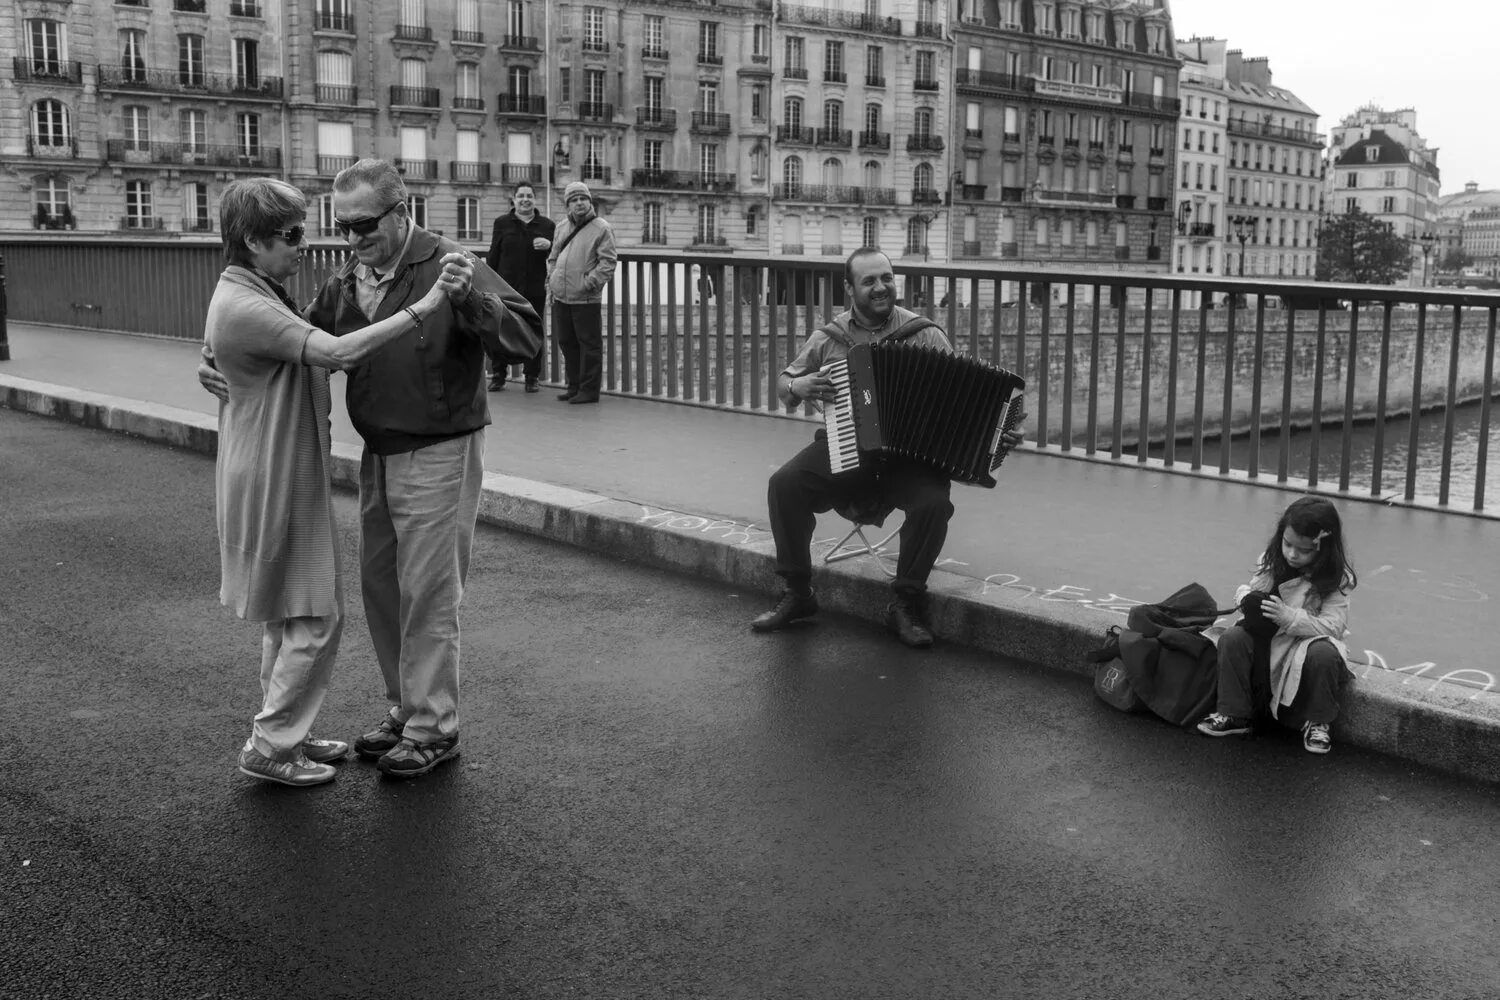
top-left (1169, 0), bottom-right (1496, 194)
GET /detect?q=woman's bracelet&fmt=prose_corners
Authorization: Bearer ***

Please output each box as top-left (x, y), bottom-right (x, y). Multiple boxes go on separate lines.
top-left (404, 306), bottom-right (422, 327)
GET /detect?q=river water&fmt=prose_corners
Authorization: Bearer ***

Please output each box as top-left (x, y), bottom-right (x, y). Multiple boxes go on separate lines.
top-left (1153, 398), bottom-right (1497, 508)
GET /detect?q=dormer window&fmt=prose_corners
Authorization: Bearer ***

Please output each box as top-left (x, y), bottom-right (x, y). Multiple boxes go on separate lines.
top-left (1365, 144), bottom-right (1380, 162)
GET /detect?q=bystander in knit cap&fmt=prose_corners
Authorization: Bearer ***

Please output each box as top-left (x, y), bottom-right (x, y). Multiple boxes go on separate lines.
top-left (564, 181), bottom-right (592, 202)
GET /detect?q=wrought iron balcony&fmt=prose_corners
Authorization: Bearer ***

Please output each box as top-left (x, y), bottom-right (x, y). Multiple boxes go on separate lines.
top-left (452, 96), bottom-right (485, 111)
top-left (26, 136), bottom-right (78, 159)
top-left (1115, 195), bottom-right (1136, 209)
top-left (691, 235), bottom-right (730, 249)
top-left (577, 101), bottom-right (613, 121)
top-left (821, 244), bottom-right (844, 256)
top-left (315, 11), bottom-right (353, 32)
top-left (955, 69), bottom-right (1031, 94)
top-left (777, 125), bottom-right (815, 144)
top-left (858, 130), bottom-right (890, 150)
top-left (396, 158), bottom-right (438, 179)
top-left (865, 74), bottom-right (885, 87)
top-left (636, 107), bottom-right (677, 129)
top-left (582, 39), bottom-right (611, 53)
top-left (698, 52), bottom-right (723, 66)
top-left (1033, 189), bottom-right (1115, 207)
top-left (452, 30), bottom-right (484, 44)
top-left (581, 164), bottom-right (612, 184)
top-left (118, 216), bottom-right (165, 230)
top-left (778, 4), bottom-right (902, 36)
top-left (915, 20), bottom-right (944, 38)
top-left (97, 65), bottom-right (284, 98)
top-left (496, 93), bottom-right (546, 116)
top-left (229, 0), bottom-right (261, 15)
top-left (1000, 187), bottom-right (1024, 203)
top-left (314, 84), bottom-right (357, 104)
top-left (784, 66), bottom-right (808, 80)
top-left (1226, 118), bottom-right (1325, 146)
top-left (173, 0), bottom-right (206, 11)
top-left (390, 86), bottom-right (440, 108)
top-left (960, 241), bottom-right (982, 256)
top-left (773, 184), bottom-right (896, 205)
top-left (914, 78), bottom-right (940, 92)
top-left (630, 169), bottom-right (737, 193)
top-left (317, 154), bottom-right (357, 175)
top-left (781, 244), bottom-right (804, 255)
top-left (1187, 222), bottom-right (1216, 238)
top-left (500, 163), bottom-right (543, 184)
top-left (690, 111), bottom-right (732, 134)
top-left (815, 127), bottom-right (852, 148)
top-left (14, 58), bottom-right (84, 84)
top-left (394, 24), bottom-right (432, 42)
top-left (1121, 92), bottom-right (1181, 115)
top-left (105, 138), bottom-right (282, 169)
top-left (641, 47), bottom-right (668, 60)
top-left (641, 230), bottom-right (667, 246)
top-left (824, 70), bottom-right (846, 83)
top-left (501, 34), bottom-right (540, 51)
top-left (906, 135), bottom-right (944, 153)
top-left (450, 161), bottom-right (490, 183)
top-left (182, 218), bottom-right (216, 233)
top-left (1146, 197), bottom-right (1168, 211)
top-left (911, 188), bottom-right (942, 205)
top-left (959, 184), bottom-right (986, 200)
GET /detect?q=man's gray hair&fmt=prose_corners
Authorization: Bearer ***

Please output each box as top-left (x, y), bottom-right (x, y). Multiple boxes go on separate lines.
top-left (333, 158), bottom-right (408, 208)
top-left (220, 177), bottom-right (305, 267)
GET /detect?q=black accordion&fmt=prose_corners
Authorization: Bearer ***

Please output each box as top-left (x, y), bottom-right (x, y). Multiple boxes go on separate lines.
top-left (822, 342), bottom-right (1025, 488)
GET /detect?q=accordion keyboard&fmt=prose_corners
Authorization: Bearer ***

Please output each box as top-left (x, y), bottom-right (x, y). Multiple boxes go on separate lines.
top-left (821, 359), bottom-right (861, 474)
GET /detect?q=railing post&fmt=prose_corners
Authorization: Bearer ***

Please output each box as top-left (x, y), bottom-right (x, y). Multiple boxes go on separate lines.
top-left (0, 250), bottom-right (9, 361)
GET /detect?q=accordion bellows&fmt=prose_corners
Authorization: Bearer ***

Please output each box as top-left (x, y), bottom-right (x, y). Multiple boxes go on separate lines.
top-left (823, 342), bottom-right (1026, 488)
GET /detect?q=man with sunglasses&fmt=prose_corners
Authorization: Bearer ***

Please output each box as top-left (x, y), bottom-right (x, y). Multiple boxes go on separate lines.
top-left (199, 159), bottom-right (539, 779)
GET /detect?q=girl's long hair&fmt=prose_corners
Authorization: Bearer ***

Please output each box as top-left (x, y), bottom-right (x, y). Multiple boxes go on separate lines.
top-left (1261, 496), bottom-right (1357, 596)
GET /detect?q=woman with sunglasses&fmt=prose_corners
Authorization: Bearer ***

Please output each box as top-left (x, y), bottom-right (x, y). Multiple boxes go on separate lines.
top-left (205, 177), bottom-right (454, 788)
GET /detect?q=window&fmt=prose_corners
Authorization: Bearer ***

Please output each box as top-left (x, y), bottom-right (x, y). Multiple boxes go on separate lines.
top-left (183, 182), bottom-right (210, 231)
top-left (965, 102), bottom-right (980, 138)
top-left (1034, 217), bottom-right (1049, 246)
top-left (644, 76), bottom-right (664, 113)
top-left (823, 99), bottom-right (842, 131)
top-left (1383, 170), bottom-right (1397, 187)
top-left (584, 7), bottom-right (605, 50)
top-left (400, 125), bottom-right (427, 170)
top-left (906, 216), bottom-right (928, 255)
top-left (862, 217), bottom-right (879, 250)
top-left (318, 120), bottom-right (353, 161)
top-left (1060, 219), bottom-right (1073, 246)
top-left (825, 40), bottom-right (843, 80)
top-left (753, 25), bottom-right (768, 59)
top-left (508, 1), bottom-right (525, 38)
top-left (699, 21), bottom-right (719, 60)
top-left (783, 155), bottom-right (803, 193)
top-left (120, 30), bottom-right (146, 81)
top-left (455, 0), bottom-right (479, 37)
top-left (584, 135), bottom-right (605, 180)
top-left (35, 176), bottom-right (71, 229)
top-left (233, 38), bottom-right (260, 90)
top-left (749, 144), bottom-right (766, 180)
top-left (236, 112), bottom-right (261, 159)
top-left (123, 105), bottom-right (150, 151)
top-left (455, 128), bottom-right (479, 167)
top-left (1365, 144), bottom-right (1380, 163)
top-left (785, 35), bottom-right (804, 71)
top-left (643, 15), bottom-right (663, 53)
top-left (914, 107), bottom-right (933, 139)
top-left (697, 204), bottom-right (717, 244)
top-left (457, 197), bottom-right (480, 241)
top-left (700, 82), bottom-right (720, 114)
top-left (30, 99), bottom-right (71, 149)
top-left (643, 202), bottom-right (664, 243)
top-left (510, 65), bottom-right (531, 97)
top-left (913, 161), bottom-right (933, 191)
top-left (915, 50), bottom-right (934, 83)
top-left (1346, 172), bottom-right (1358, 188)
top-left (125, 180), bottom-right (153, 228)
top-left (699, 143), bottom-right (718, 177)
top-left (1005, 106), bottom-right (1020, 140)
top-left (178, 34), bottom-right (205, 87)
top-left (866, 45), bottom-right (882, 82)
top-left (455, 62), bottom-right (480, 105)
top-left (822, 157), bottom-right (843, 187)
top-left (783, 96), bottom-right (803, 130)
top-left (401, 58), bottom-right (426, 89)
top-left (1382, 196), bottom-right (1396, 213)
top-left (865, 103), bottom-right (882, 133)
top-left (406, 194), bottom-right (427, 229)
top-left (863, 160), bottom-right (882, 188)
top-left (180, 109), bottom-right (206, 153)
top-left (26, 20), bottom-right (66, 74)
top-left (584, 69), bottom-right (605, 105)
top-left (751, 84), bottom-right (766, 121)
top-left (317, 49), bottom-right (353, 99)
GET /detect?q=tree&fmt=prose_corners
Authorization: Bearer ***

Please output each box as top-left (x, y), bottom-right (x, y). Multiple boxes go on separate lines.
top-left (1315, 207), bottom-right (1413, 285)
top-left (1438, 247), bottom-right (1474, 273)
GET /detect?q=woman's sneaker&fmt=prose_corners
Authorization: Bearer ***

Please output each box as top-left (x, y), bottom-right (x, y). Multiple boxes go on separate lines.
top-left (238, 745), bottom-right (336, 787)
top-left (354, 713), bottom-right (405, 759)
top-left (1196, 713), bottom-right (1253, 737)
top-left (1303, 722), bottom-right (1333, 755)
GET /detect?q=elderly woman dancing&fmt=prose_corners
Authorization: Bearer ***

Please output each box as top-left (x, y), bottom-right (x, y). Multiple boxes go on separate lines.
top-left (206, 177), bottom-right (459, 787)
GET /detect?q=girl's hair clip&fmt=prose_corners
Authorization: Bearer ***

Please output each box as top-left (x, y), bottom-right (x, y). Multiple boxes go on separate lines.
top-left (1314, 529), bottom-right (1331, 549)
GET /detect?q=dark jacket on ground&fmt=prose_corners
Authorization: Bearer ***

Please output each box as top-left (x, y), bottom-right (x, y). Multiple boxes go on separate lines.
top-left (1117, 582), bottom-right (1232, 727)
top-left (306, 225), bottom-right (540, 455)
top-left (485, 210), bottom-right (555, 307)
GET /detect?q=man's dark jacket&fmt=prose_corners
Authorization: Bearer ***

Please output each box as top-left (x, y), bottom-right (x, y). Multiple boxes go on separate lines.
top-left (306, 225), bottom-right (540, 455)
top-left (485, 210), bottom-right (555, 307)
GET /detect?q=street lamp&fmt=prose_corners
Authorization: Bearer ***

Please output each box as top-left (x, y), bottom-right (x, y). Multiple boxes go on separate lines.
top-left (1231, 215), bottom-right (1252, 276)
top-left (1418, 231), bottom-right (1437, 287)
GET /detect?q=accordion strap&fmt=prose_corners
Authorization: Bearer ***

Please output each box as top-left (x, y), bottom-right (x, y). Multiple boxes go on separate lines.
top-left (817, 315), bottom-right (940, 350)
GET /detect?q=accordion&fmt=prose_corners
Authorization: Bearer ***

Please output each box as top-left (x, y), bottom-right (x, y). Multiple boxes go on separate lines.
top-left (822, 342), bottom-right (1026, 488)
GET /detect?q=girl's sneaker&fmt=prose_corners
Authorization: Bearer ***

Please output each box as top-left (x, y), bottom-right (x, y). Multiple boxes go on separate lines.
top-left (1302, 722), bottom-right (1333, 755)
top-left (1196, 712), bottom-right (1253, 737)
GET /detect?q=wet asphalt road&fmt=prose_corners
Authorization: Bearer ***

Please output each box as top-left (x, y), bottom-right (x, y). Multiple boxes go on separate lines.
top-left (2, 408), bottom-right (1499, 1000)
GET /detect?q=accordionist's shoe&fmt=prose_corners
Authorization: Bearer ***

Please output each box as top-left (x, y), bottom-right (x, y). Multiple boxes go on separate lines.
top-left (886, 595), bottom-right (934, 649)
top-left (751, 589), bottom-right (819, 632)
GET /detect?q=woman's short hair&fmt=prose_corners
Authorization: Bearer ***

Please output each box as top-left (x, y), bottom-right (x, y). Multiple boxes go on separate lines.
top-left (220, 178), bottom-right (305, 267)
top-left (332, 158), bottom-right (408, 208)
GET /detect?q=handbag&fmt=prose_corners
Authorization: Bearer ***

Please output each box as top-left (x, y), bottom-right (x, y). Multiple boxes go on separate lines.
top-left (1087, 626), bottom-right (1146, 713)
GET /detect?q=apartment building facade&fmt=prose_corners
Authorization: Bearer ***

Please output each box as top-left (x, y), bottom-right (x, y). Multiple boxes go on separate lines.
top-left (1170, 37), bottom-right (1226, 298)
top-left (4, 0), bottom-right (287, 233)
top-left (950, 0), bottom-right (1179, 304)
top-left (1325, 105), bottom-right (1440, 285)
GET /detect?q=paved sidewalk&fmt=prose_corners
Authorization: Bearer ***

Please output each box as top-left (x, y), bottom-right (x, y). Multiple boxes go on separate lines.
top-left (4, 321), bottom-right (1499, 783)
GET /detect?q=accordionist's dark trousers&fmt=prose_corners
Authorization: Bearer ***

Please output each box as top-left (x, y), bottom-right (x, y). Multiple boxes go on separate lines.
top-left (768, 431), bottom-right (954, 598)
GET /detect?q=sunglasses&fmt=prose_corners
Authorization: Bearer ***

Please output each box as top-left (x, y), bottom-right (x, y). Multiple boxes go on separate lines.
top-left (267, 224), bottom-right (305, 245)
top-left (333, 201), bottom-right (402, 238)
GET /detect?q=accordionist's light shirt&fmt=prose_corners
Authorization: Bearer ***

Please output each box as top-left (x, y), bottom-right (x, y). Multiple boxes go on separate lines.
top-left (781, 304), bottom-right (953, 381)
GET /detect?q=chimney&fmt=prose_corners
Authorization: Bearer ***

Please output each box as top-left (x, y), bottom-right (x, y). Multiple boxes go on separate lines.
top-left (1242, 56), bottom-right (1272, 89)
top-left (1466, 181), bottom-right (1479, 194)
top-left (1225, 48), bottom-right (1243, 83)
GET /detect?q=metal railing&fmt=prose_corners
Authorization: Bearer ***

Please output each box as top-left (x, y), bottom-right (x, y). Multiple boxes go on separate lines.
top-left (2, 238), bottom-right (1496, 517)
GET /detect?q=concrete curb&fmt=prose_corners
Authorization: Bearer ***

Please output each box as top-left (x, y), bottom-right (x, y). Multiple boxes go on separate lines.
top-left (6, 373), bottom-right (1499, 786)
